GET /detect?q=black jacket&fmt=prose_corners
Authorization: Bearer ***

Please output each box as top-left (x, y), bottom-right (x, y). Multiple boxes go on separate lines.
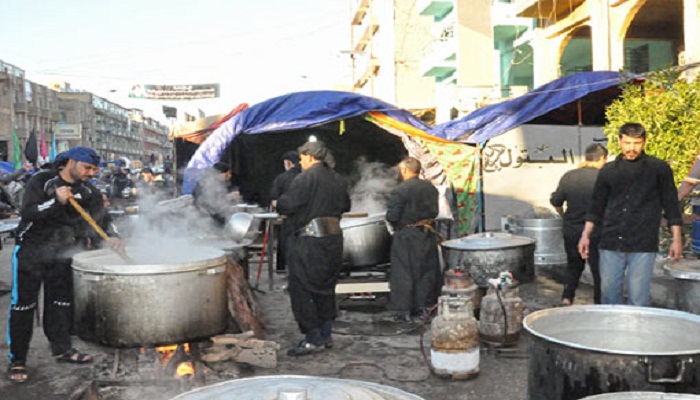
top-left (550, 167), bottom-right (600, 237)
top-left (270, 166), bottom-right (301, 201)
top-left (586, 153), bottom-right (682, 252)
top-left (386, 177), bottom-right (438, 229)
top-left (16, 169), bottom-right (115, 259)
top-left (277, 163), bottom-right (350, 231)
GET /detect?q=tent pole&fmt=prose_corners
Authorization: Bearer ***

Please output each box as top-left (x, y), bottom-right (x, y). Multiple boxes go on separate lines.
top-left (478, 142), bottom-right (485, 233)
top-left (577, 99), bottom-right (583, 163)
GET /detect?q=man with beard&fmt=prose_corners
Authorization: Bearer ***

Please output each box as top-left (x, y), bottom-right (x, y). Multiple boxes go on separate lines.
top-left (386, 157), bottom-right (441, 322)
top-left (578, 123), bottom-right (683, 306)
top-left (7, 147), bottom-right (121, 383)
top-left (270, 151), bottom-right (301, 273)
top-left (277, 141), bottom-right (350, 356)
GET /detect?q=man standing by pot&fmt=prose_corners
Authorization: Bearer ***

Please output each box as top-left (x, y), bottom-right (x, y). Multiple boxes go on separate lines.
top-left (7, 146), bottom-right (121, 383)
top-left (578, 123), bottom-right (683, 306)
top-left (550, 143), bottom-right (608, 305)
top-left (277, 141), bottom-right (350, 356)
top-left (386, 157), bottom-right (441, 322)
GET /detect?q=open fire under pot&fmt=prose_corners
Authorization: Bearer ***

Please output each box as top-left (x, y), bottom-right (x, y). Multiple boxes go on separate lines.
top-left (72, 244), bottom-right (229, 348)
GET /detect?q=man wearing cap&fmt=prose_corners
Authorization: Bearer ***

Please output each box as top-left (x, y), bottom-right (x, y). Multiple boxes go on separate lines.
top-left (270, 151), bottom-right (301, 273)
top-left (7, 146), bottom-right (121, 383)
top-left (277, 141), bottom-right (350, 356)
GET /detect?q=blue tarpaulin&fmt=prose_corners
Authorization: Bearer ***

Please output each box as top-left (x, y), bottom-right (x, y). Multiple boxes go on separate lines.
top-left (183, 90), bottom-right (430, 194)
top-left (0, 162), bottom-right (15, 174)
top-left (429, 71), bottom-right (633, 143)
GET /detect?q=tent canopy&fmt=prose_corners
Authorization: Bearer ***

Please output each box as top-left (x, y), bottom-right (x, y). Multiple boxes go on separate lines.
top-left (430, 71), bottom-right (640, 143)
top-left (183, 90), bottom-right (431, 196)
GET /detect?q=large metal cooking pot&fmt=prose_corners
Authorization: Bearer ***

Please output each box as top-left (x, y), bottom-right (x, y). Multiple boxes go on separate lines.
top-left (583, 393), bottom-right (700, 399)
top-left (72, 244), bottom-right (228, 347)
top-left (340, 212), bottom-right (391, 267)
top-left (502, 215), bottom-right (566, 266)
top-left (664, 259), bottom-right (700, 315)
top-left (441, 232), bottom-right (536, 287)
top-left (171, 375), bottom-right (425, 400)
top-left (524, 305), bottom-right (700, 400)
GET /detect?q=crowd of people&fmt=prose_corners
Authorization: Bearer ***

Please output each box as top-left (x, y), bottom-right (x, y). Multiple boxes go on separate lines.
top-left (3, 122), bottom-right (699, 382)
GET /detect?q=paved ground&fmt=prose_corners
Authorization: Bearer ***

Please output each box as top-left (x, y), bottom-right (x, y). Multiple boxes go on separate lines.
top-left (0, 231), bottom-right (591, 400)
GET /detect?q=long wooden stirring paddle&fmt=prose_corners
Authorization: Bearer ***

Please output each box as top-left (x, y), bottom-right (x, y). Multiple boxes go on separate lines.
top-left (68, 197), bottom-right (135, 264)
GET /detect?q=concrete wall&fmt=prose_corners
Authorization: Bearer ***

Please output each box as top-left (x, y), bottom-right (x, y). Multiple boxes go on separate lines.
top-left (481, 124), bottom-right (606, 230)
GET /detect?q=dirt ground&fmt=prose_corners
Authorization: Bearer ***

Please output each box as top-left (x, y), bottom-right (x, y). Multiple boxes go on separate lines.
top-left (0, 233), bottom-right (588, 400)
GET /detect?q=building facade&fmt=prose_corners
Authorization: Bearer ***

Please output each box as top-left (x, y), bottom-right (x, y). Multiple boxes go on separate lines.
top-left (0, 60), bottom-right (60, 164)
top-left (349, 0), bottom-right (437, 116)
top-left (514, 0), bottom-right (700, 85)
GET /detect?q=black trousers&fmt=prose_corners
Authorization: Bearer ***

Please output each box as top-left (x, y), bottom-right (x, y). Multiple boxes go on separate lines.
top-left (8, 246), bottom-right (74, 364)
top-left (286, 234), bottom-right (343, 343)
top-left (562, 231), bottom-right (601, 304)
top-left (389, 227), bottom-right (441, 313)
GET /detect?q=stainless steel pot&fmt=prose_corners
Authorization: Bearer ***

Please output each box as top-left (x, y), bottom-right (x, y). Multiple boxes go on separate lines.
top-left (72, 244), bottom-right (228, 347)
top-left (524, 305), bottom-right (700, 399)
top-left (583, 393), bottom-right (700, 400)
top-left (440, 232), bottom-right (536, 287)
top-left (502, 215), bottom-right (566, 266)
top-left (340, 212), bottom-right (391, 267)
top-left (171, 375), bottom-right (425, 400)
top-left (664, 259), bottom-right (700, 315)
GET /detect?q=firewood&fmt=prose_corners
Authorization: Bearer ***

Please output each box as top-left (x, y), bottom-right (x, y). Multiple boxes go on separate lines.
top-left (201, 347), bottom-right (277, 368)
top-left (210, 336), bottom-right (279, 350)
top-left (225, 259), bottom-right (266, 338)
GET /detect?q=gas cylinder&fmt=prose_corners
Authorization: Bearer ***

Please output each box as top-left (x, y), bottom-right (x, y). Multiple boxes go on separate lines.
top-left (430, 295), bottom-right (480, 380)
top-left (478, 283), bottom-right (524, 347)
top-left (442, 269), bottom-right (481, 318)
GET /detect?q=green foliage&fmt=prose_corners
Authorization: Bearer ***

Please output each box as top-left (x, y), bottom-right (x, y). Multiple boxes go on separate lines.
top-left (604, 69), bottom-right (700, 186)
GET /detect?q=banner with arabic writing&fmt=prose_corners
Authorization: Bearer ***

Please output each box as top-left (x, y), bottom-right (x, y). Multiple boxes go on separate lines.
top-left (129, 84), bottom-right (220, 100)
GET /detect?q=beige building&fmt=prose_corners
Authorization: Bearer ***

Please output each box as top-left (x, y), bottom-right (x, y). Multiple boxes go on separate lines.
top-left (514, 0), bottom-right (700, 84)
top-left (0, 60), bottom-right (60, 164)
top-left (349, 0), bottom-right (437, 116)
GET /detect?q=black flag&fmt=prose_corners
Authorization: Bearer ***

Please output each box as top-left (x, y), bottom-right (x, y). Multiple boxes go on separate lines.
top-left (24, 129), bottom-right (38, 165)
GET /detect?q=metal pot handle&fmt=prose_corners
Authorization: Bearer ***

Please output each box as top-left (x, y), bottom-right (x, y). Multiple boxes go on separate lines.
top-left (640, 356), bottom-right (691, 383)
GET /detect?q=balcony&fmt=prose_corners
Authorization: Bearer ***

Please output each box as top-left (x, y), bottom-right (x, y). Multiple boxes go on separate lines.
top-left (420, 28), bottom-right (457, 80)
top-left (418, 0), bottom-right (454, 21)
top-left (353, 17), bottom-right (379, 53)
top-left (13, 103), bottom-right (27, 113)
top-left (27, 105), bottom-right (39, 116)
top-left (513, 0), bottom-right (584, 19)
top-left (351, 0), bottom-right (369, 25)
top-left (492, 1), bottom-right (533, 41)
top-left (354, 57), bottom-right (380, 89)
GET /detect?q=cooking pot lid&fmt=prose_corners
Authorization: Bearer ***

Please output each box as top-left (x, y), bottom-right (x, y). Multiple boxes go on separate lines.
top-left (171, 375), bottom-right (424, 400)
top-left (441, 232), bottom-right (535, 250)
top-left (664, 259), bottom-right (700, 280)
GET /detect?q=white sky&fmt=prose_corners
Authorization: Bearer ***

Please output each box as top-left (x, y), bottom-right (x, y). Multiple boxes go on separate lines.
top-left (0, 0), bottom-right (352, 123)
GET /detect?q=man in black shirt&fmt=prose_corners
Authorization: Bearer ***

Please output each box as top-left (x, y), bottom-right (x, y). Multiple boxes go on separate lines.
top-left (7, 147), bottom-right (121, 383)
top-left (277, 141), bottom-right (350, 356)
top-left (270, 151), bottom-right (301, 273)
top-left (550, 143), bottom-right (608, 305)
top-left (578, 123), bottom-right (683, 306)
top-left (386, 157), bottom-right (441, 322)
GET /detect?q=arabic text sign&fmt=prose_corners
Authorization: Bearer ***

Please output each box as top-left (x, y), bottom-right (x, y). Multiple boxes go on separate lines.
top-left (129, 84), bottom-right (220, 100)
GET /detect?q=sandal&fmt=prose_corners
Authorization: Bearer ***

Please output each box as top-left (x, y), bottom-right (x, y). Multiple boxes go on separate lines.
top-left (8, 364), bottom-right (28, 383)
top-left (55, 348), bottom-right (93, 364)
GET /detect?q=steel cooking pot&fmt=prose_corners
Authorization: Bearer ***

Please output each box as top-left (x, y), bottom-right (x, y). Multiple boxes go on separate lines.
top-left (440, 232), bottom-right (536, 287)
top-left (226, 212), bottom-right (261, 242)
top-left (524, 305), bottom-right (700, 399)
top-left (172, 375), bottom-right (425, 400)
top-left (340, 212), bottom-right (391, 267)
top-left (72, 244), bottom-right (228, 347)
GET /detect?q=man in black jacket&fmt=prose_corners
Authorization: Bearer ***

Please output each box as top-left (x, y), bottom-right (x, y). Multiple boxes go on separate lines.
top-left (277, 141), bottom-right (350, 356)
top-left (550, 143), bottom-right (608, 305)
top-left (578, 123), bottom-right (683, 306)
top-left (386, 157), bottom-right (441, 322)
top-left (7, 147), bottom-right (121, 383)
